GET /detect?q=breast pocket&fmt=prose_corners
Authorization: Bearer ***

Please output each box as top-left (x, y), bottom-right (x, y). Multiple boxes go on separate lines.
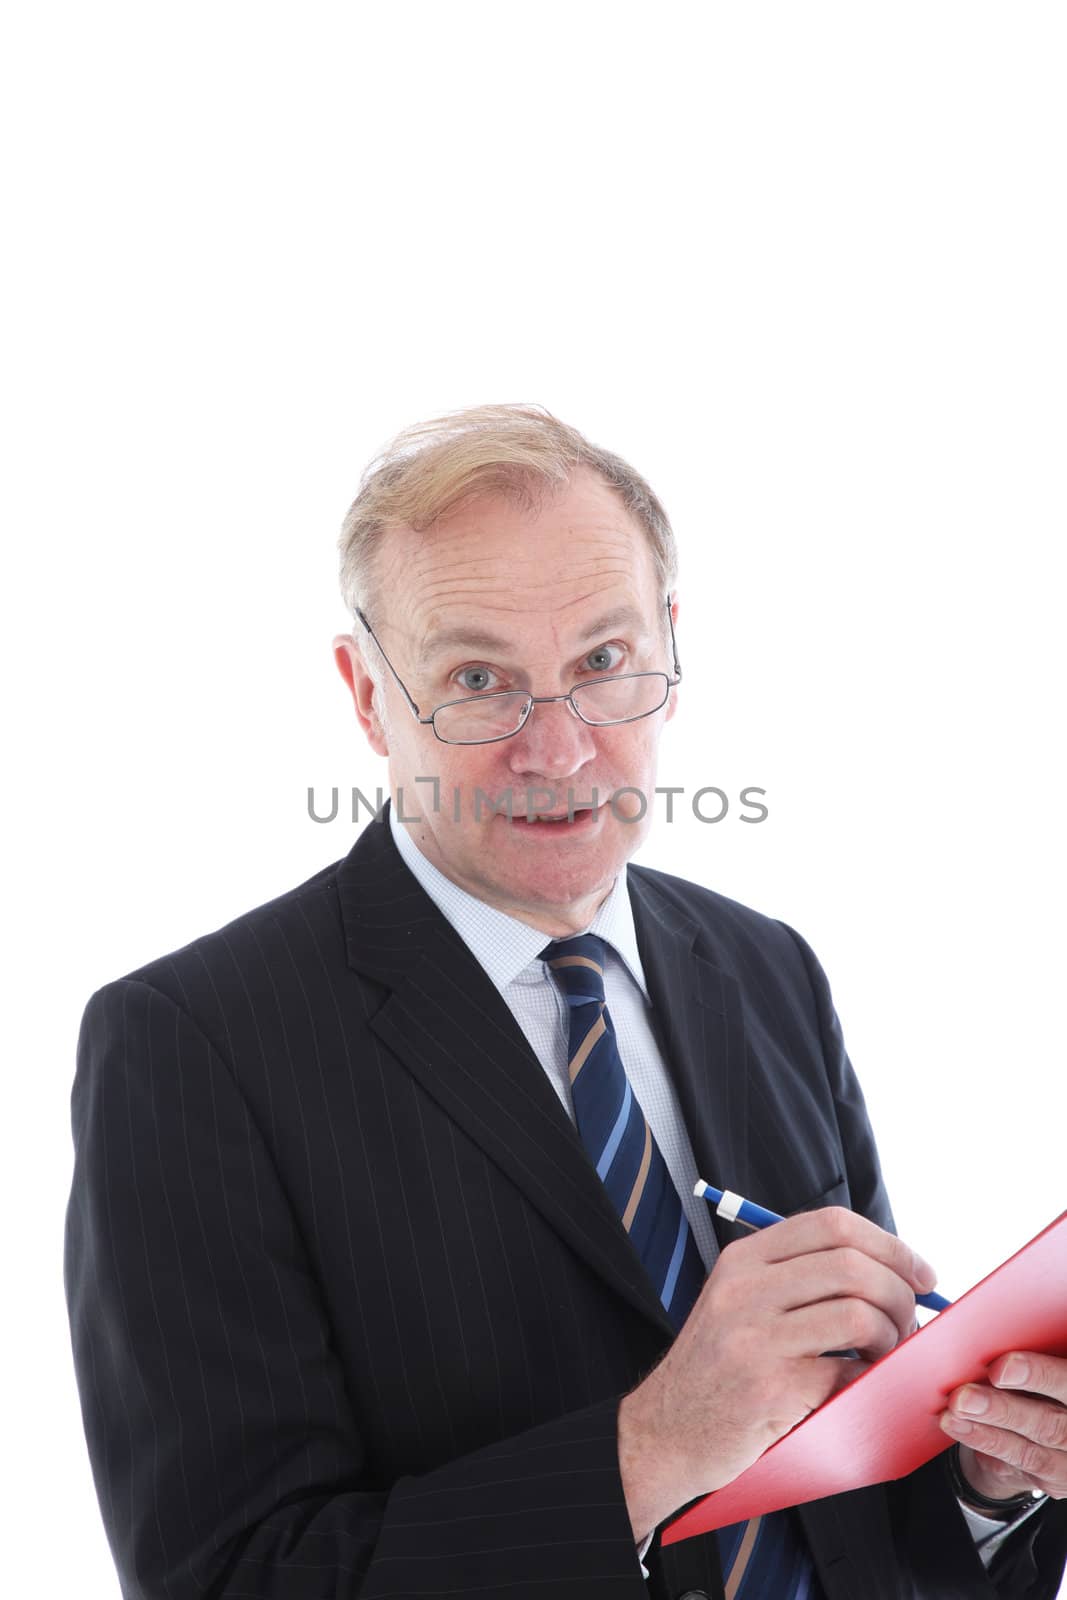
top-left (784, 1172), bottom-right (850, 1216)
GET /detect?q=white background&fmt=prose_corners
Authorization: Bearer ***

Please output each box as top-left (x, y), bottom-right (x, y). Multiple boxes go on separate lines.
top-left (3, 4), bottom-right (1064, 1595)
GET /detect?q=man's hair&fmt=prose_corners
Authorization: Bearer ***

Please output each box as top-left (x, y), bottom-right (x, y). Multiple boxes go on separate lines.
top-left (337, 402), bottom-right (679, 626)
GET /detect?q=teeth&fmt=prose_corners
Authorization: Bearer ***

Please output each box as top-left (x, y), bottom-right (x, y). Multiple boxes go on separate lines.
top-left (515, 808), bottom-right (592, 823)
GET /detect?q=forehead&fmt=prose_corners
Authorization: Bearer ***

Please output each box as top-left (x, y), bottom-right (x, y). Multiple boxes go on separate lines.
top-left (375, 469), bottom-right (662, 653)
top-left (414, 601), bottom-right (657, 673)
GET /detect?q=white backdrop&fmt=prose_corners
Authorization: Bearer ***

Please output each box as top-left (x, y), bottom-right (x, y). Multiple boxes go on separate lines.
top-left (4, 4), bottom-right (1064, 1595)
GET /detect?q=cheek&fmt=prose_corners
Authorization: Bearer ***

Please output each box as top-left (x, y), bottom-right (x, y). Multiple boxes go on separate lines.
top-left (392, 738), bottom-right (460, 813)
top-left (597, 730), bottom-right (662, 828)
top-left (599, 725), bottom-right (660, 783)
top-left (428, 753), bottom-right (508, 820)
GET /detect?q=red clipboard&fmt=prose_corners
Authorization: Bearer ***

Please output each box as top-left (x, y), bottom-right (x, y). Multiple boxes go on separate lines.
top-left (662, 1207), bottom-right (1067, 1545)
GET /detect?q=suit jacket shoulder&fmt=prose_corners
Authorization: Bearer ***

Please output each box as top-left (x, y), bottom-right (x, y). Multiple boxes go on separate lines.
top-left (627, 856), bottom-right (832, 1058)
top-left (629, 857), bottom-right (808, 969)
top-left (92, 853), bottom-right (354, 1054)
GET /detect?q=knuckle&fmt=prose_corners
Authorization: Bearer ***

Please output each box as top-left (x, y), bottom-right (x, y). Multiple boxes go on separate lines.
top-left (836, 1299), bottom-right (865, 1344)
top-left (1035, 1408), bottom-right (1067, 1450)
top-left (840, 1298), bottom-right (880, 1348)
top-left (1017, 1439), bottom-right (1051, 1479)
top-left (708, 1261), bottom-right (749, 1314)
top-left (822, 1206), bottom-right (854, 1245)
top-left (715, 1237), bottom-right (749, 1280)
top-left (837, 1246), bottom-right (868, 1287)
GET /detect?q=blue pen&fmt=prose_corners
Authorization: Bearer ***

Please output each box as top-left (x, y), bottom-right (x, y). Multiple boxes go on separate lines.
top-left (694, 1179), bottom-right (952, 1312)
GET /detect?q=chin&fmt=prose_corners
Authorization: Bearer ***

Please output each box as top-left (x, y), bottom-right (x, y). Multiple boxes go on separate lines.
top-left (495, 841), bottom-right (628, 909)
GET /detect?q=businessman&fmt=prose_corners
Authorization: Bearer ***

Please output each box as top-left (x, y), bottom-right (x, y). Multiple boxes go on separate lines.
top-left (65, 404), bottom-right (1067, 1599)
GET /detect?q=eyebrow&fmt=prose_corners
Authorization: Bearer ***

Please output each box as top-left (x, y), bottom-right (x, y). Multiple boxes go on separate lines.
top-left (415, 604), bottom-right (652, 672)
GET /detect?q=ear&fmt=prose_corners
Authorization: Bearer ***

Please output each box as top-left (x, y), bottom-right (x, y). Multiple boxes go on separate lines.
top-left (665, 591), bottom-right (680, 724)
top-left (332, 634), bottom-right (389, 758)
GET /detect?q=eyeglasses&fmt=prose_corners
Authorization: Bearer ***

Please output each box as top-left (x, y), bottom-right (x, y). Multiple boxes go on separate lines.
top-left (354, 595), bottom-right (682, 745)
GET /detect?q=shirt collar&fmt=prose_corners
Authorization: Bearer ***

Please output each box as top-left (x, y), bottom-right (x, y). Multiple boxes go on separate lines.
top-left (387, 799), bottom-right (650, 1002)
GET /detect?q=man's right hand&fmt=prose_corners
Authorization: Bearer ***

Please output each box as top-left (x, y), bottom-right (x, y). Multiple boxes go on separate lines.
top-left (617, 1206), bottom-right (938, 1543)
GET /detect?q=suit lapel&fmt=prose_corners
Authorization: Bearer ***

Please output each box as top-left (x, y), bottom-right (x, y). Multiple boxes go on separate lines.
top-left (627, 867), bottom-right (752, 1248)
top-left (336, 808), bottom-right (676, 1341)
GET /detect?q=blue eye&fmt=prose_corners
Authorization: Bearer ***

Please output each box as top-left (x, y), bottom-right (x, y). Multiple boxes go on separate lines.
top-left (458, 665), bottom-right (496, 693)
top-left (585, 644), bottom-right (625, 674)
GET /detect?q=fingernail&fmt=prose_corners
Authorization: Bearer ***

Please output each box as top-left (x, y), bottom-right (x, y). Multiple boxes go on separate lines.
top-left (911, 1254), bottom-right (937, 1291)
top-left (957, 1386), bottom-right (989, 1416)
top-left (997, 1356), bottom-right (1030, 1387)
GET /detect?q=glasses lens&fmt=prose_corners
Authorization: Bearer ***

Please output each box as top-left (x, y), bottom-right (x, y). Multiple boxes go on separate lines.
top-left (433, 692), bottom-right (531, 744)
top-left (572, 673), bottom-right (669, 725)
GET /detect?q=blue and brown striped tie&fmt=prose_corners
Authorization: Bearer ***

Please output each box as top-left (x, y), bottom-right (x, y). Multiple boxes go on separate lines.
top-left (541, 933), bottom-right (822, 1600)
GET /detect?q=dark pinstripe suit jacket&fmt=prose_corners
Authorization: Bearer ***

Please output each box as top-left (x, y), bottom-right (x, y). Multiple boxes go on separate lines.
top-left (64, 802), bottom-right (1067, 1600)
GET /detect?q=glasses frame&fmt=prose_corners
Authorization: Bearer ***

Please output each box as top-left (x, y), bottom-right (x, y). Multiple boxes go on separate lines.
top-left (353, 595), bottom-right (682, 746)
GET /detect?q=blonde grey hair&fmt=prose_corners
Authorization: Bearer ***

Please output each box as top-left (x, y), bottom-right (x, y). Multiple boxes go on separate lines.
top-left (338, 402), bottom-right (679, 628)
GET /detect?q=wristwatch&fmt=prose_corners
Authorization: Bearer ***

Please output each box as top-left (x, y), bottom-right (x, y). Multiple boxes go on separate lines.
top-left (944, 1442), bottom-right (1047, 1520)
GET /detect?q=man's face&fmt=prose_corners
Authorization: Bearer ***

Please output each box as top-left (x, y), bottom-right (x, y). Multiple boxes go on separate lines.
top-left (334, 468), bottom-right (678, 936)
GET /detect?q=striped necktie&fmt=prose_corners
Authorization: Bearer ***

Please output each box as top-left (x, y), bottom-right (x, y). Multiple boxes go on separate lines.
top-left (541, 933), bottom-right (823, 1600)
top-left (539, 932), bottom-right (705, 1321)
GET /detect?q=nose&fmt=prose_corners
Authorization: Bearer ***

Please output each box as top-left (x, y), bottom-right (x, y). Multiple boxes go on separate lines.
top-left (505, 694), bottom-right (598, 784)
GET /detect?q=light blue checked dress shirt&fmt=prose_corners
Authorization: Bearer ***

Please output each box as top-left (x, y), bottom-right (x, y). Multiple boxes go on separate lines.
top-left (388, 806), bottom-right (722, 1278)
top-left (387, 805), bottom-right (1038, 1575)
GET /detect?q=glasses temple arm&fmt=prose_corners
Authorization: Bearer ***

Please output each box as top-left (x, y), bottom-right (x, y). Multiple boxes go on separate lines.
top-left (665, 594), bottom-right (682, 681)
top-left (353, 608), bottom-right (426, 720)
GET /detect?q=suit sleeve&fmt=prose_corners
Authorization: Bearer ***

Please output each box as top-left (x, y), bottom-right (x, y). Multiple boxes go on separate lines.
top-left (779, 923), bottom-right (1067, 1600)
top-left (64, 977), bottom-right (650, 1600)
top-left (776, 922), bottom-right (895, 1235)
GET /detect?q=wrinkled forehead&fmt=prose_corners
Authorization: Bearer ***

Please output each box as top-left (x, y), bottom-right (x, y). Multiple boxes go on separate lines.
top-left (413, 600), bottom-right (661, 676)
top-left (373, 476), bottom-right (665, 653)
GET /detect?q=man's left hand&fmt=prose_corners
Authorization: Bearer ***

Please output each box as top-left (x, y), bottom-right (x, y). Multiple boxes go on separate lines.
top-left (941, 1351), bottom-right (1067, 1502)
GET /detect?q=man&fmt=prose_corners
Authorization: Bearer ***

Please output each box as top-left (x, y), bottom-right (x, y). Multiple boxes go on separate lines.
top-left (65, 404), bottom-right (1067, 1599)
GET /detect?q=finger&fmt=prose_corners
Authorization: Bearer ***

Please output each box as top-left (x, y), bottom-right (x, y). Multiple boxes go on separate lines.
top-left (1011, 1469), bottom-right (1064, 1498)
top-left (989, 1351), bottom-right (1067, 1407)
top-left (944, 1382), bottom-right (1067, 1454)
top-left (767, 1247), bottom-right (918, 1346)
top-left (972, 1449), bottom-right (1061, 1499)
top-left (753, 1206), bottom-right (937, 1294)
top-left (939, 1415), bottom-right (1067, 1492)
top-left (783, 1295), bottom-right (902, 1365)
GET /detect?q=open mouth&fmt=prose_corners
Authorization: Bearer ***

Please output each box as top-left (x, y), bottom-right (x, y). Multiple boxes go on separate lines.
top-left (508, 805), bottom-right (599, 831)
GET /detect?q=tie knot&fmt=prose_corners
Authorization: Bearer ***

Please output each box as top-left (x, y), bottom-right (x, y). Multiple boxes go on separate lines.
top-left (539, 933), bottom-right (607, 1006)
